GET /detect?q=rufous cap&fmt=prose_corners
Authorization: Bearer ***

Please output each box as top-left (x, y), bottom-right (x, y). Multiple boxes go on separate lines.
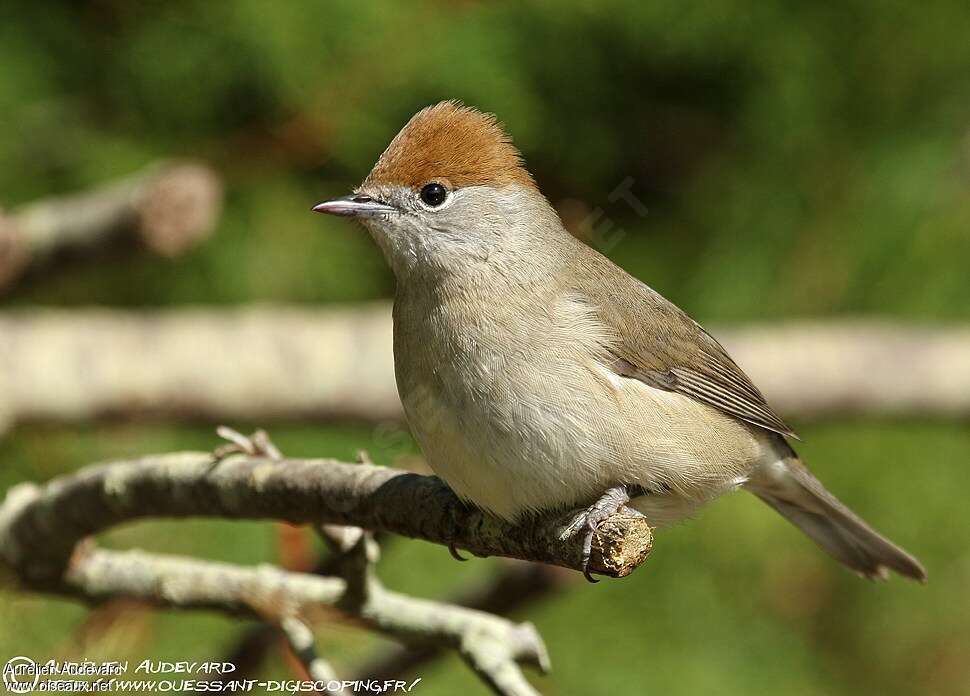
top-left (363, 101), bottom-right (535, 191)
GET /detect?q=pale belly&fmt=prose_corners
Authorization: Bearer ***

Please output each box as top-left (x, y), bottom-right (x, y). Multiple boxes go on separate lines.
top-left (398, 353), bottom-right (775, 525)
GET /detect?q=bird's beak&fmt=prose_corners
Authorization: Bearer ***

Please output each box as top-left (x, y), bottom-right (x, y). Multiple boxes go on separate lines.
top-left (311, 194), bottom-right (397, 218)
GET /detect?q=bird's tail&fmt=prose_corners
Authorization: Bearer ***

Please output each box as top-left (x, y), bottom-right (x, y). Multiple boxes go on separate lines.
top-left (745, 455), bottom-right (926, 582)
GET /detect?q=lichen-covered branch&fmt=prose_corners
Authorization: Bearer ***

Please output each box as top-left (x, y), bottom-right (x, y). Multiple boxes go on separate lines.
top-left (217, 543), bottom-right (568, 689)
top-left (350, 561), bottom-right (569, 690)
top-left (0, 160), bottom-right (222, 290)
top-left (0, 451), bottom-right (653, 588)
top-left (280, 616), bottom-right (346, 695)
top-left (1, 309), bottom-right (968, 438)
top-left (63, 545), bottom-right (547, 695)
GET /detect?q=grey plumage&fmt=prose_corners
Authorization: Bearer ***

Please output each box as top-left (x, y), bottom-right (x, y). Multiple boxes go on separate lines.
top-left (314, 101), bottom-right (926, 583)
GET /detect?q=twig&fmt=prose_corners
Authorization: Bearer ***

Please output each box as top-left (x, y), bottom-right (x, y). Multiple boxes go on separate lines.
top-left (214, 426), bottom-right (283, 461)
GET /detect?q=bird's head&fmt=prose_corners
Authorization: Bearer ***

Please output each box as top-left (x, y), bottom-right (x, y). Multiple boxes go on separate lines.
top-left (313, 101), bottom-right (559, 279)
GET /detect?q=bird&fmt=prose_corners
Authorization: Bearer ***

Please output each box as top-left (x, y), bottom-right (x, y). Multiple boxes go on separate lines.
top-left (313, 100), bottom-right (926, 583)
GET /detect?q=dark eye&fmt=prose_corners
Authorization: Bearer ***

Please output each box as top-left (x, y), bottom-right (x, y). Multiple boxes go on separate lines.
top-left (419, 182), bottom-right (448, 207)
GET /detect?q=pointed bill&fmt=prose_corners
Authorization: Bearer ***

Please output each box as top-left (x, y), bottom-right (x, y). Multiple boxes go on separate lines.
top-left (311, 195), bottom-right (397, 217)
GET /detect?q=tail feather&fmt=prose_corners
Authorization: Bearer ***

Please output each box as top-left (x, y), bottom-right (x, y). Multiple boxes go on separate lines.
top-left (747, 457), bottom-right (926, 582)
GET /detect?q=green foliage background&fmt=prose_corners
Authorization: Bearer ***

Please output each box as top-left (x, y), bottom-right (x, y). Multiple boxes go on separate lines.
top-left (1, 2), bottom-right (968, 694)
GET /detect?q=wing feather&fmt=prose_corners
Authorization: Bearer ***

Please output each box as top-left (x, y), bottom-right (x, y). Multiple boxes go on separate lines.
top-left (572, 244), bottom-right (797, 439)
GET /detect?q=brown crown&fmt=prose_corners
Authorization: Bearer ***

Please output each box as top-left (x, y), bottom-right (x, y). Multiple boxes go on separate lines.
top-left (363, 101), bottom-right (535, 191)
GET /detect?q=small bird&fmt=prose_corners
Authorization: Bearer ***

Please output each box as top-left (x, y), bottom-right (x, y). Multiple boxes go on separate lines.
top-left (313, 101), bottom-right (926, 583)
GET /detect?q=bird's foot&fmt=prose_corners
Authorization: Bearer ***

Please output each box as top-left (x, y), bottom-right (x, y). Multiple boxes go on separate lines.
top-left (566, 484), bottom-right (645, 583)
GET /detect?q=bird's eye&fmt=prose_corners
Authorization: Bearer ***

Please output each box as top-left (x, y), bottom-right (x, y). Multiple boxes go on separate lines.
top-left (419, 182), bottom-right (448, 207)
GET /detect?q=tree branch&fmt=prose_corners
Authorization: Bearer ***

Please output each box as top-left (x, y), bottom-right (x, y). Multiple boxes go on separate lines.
top-left (0, 444), bottom-right (619, 695)
top-left (279, 616), bottom-right (346, 695)
top-left (63, 545), bottom-right (547, 694)
top-left (349, 561), bottom-right (570, 690)
top-left (0, 451), bottom-right (652, 588)
top-left (0, 160), bottom-right (222, 291)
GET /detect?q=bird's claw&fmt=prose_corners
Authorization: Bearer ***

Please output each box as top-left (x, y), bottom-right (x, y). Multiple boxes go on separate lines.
top-left (569, 484), bottom-right (642, 583)
top-left (448, 542), bottom-right (468, 562)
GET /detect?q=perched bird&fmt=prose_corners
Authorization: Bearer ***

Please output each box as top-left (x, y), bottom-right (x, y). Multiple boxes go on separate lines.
top-left (313, 101), bottom-right (926, 583)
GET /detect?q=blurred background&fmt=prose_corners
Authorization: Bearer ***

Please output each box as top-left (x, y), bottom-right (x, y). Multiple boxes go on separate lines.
top-left (1, 1), bottom-right (969, 694)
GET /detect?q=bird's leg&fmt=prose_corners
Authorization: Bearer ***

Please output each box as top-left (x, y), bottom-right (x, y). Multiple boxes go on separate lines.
top-left (567, 484), bottom-right (646, 583)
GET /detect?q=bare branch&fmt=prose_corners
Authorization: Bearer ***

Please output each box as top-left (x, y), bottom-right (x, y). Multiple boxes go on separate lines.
top-left (62, 545), bottom-right (546, 695)
top-left (0, 161), bottom-right (222, 291)
top-left (280, 616), bottom-right (345, 695)
top-left (351, 561), bottom-right (569, 689)
top-left (0, 428), bottom-right (575, 696)
top-left (0, 445), bottom-right (646, 692)
top-left (218, 530), bottom-right (398, 684)
top-left (0, 452), bottom-right (652, 589)
top-left (0, 431), bottom-right (639, 694)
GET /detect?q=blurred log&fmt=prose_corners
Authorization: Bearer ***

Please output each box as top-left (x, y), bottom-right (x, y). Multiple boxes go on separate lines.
top-left (0, 305), bottom-right (398, 431)
top-left (0, 161), bottom-right (223, 291)
top-left (0, 307), bottom-right (968, 435)
top-left (715, 322), bottom-right (970, 422)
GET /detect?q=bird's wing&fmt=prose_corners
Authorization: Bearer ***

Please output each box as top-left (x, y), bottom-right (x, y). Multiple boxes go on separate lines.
top-left (574, 249), bottom-right (797, 439)
top-left (607, 325), bottom-right (798, 439)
